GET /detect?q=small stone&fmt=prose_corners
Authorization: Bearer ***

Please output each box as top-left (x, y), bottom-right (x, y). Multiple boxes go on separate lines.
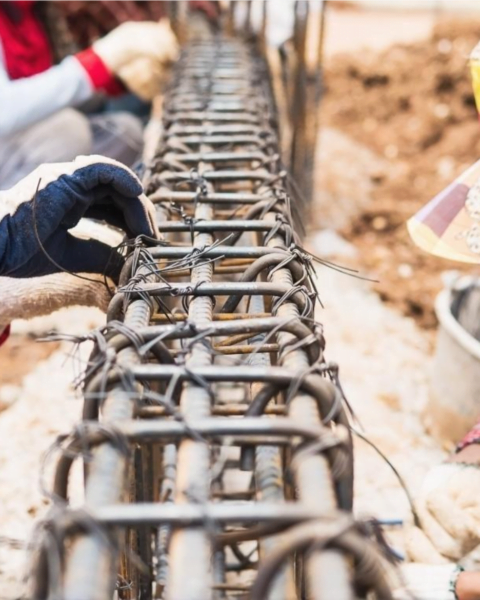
top-left (379, 391), bottom-right (401, 411)
top-left (398, 264), bottom-right (413, 278)
top-left (436, 156), bottom-right (456, 180)
top-left (437, 39), bottom-right (452, 54)
top-left (0, 385), bottom-right (20, 411)
top-left (433, 103), bottom-right (450, 119)
top-left (384, 145), bottom-right (398, 159)
top-left (372, 216), bottom-right (388, 231)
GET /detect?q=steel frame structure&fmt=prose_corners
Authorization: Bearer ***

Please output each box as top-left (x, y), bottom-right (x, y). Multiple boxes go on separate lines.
top-left (29, 30), bottom-right (392, 600)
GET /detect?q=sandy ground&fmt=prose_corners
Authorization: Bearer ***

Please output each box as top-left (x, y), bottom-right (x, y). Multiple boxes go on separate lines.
top-left (0, 310), bottom-right (104, 598)
top-left (320, 16), bottom-right (480, 327)
top-left (0, 5), bottom-right (462, 597)
top-left (312, 265), bottom-right (446, 518)
top-left (323, 6), bottom-right (436, 56)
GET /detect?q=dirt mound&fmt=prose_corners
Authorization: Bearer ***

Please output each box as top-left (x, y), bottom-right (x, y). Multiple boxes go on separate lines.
top-left (319, 20), bottom-right (480, 327)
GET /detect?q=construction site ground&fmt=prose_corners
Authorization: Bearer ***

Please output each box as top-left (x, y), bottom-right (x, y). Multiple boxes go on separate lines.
top-left (319, 13), bottom-right (480, 328)
top-left (1, 6), bottom-right (478, 595)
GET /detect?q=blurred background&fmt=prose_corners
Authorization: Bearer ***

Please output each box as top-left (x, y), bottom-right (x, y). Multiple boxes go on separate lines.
top-left (311, 0), bottom-right (480, 328)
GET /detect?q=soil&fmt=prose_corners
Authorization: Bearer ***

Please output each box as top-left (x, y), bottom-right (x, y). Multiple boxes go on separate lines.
top-left (0, 336), bottom-right (60, 387)
top-left (319, 19), bottom-right (480, 328)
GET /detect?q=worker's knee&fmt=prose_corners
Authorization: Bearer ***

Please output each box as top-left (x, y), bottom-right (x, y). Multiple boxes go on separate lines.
top-left (32, 109), bottom-right (93, 162)
top-left (15, 109), bottom-right (93, 165)
top-left (89, 112), bottom-right (144, 166)
top-left (0, 109), bottom-right (93, 189)
top-left (109, 112), bottom-right (144, 148)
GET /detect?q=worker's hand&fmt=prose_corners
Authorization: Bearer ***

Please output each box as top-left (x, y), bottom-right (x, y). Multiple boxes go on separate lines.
top-left (93, 21), bottom-right (178, 73)
top-left (0, 155), bottom-right (158, 280)
top-left (117, 56), bottom-right (166, 102)
top-left (393, 563), bottom-right (462, 600)
top-left (405, 461), bottom-right (480, 563)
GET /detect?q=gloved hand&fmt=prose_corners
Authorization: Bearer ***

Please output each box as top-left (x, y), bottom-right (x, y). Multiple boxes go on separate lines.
top-left (93, 21), bottom-right (178, 73)
top-left (117, 56), bottom-right (167, 101)
top-left (393, 563), bottom-right (462, 600)
top-left (405, 462), bottom-right (480, 563)
top-left (0, 219), bottom-right (123, 347)
top-left (0, 155), bottom-right (158, 280)
top-left (75, 21), bottom-right (178, 98)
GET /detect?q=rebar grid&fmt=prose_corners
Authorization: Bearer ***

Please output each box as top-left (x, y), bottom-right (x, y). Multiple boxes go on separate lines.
top-left (29, 37), bottom-right (393, 600)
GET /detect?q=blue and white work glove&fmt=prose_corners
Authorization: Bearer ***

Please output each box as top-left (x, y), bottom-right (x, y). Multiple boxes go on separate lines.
top-left (0, 155), bottom-right (158, 279)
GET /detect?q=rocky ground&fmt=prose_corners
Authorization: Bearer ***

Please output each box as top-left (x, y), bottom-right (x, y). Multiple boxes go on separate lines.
top-left (320, 18), bottom-right (480, 327)
top-left (0, 309), bottom-right (103, 598)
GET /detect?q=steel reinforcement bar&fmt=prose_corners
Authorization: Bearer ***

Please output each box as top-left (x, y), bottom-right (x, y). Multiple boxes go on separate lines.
top-left (30, 37), bottom-right (392, 600)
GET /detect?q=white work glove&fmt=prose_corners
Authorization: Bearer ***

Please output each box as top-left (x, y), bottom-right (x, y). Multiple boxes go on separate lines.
top-left (117, 56), bottom-right (167, 102)
top-left (405, 463), bottom-right (480, 563)
top-left (93, 21), bottom-right (179, 73)
top-left (393, 563), bottom-right (462, 600)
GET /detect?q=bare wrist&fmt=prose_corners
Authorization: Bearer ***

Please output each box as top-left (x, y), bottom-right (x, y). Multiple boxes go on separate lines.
top-left (455, 571), bottom-right (480, 600)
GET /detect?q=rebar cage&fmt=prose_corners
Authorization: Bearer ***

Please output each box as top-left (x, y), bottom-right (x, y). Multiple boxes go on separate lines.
top-left (28, 25), bottom-right (392, 600)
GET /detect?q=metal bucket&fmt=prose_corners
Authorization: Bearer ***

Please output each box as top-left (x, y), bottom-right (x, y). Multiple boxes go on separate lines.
top-left (424, 278), bottom-right (480, 448)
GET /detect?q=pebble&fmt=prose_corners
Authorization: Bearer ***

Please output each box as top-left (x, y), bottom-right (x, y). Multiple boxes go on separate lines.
top-left (0, 385), bottom-right (20, 411)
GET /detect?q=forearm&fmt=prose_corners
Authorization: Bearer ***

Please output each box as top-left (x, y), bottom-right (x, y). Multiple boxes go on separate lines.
top-left (0, 57), bottom-right (93, 136)
top-left (0, 273), bottom-right (111, 325)
top-left (0, 50), bottom-right (123, 138)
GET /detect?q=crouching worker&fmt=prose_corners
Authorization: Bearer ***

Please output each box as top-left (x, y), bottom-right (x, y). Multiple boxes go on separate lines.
top-left (0, 156), bottom-right (159, 344)
top-left (397, 439), bottom-right (480, 600)
top-left (395, 141), bottom-right (480, 598)
top-left (0, 0), bottom-right (178, 189)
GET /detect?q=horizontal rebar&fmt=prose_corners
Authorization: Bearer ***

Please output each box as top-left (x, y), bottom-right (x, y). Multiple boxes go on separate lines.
top-left (64, 503), bottom-right (335, 528)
